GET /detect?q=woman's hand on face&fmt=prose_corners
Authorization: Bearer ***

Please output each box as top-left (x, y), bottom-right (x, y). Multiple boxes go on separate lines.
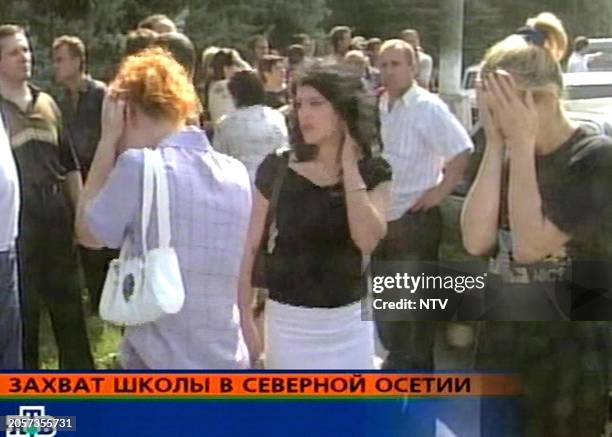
top-left (476, 79), bottom-right (504, 148)
top-left (484, 71), bottom-right (538, 152)
top-left (100, 92), bottom-right (127, 146)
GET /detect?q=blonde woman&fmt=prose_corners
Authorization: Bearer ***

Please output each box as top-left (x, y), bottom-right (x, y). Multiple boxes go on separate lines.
top-left (461, 12), bottom-right (610, 436)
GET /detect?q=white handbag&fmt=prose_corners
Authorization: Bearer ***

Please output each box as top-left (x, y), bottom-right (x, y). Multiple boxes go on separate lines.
top-left (99, 148), bottom-right (186, 326)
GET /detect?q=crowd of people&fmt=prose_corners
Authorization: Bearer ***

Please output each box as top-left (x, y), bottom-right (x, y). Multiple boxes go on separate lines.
top-left (0, 10), bottom-right (611, 435)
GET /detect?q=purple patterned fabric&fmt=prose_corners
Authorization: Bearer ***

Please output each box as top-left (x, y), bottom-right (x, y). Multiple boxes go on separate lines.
top-left (87, 127), bottom-right (252, 369)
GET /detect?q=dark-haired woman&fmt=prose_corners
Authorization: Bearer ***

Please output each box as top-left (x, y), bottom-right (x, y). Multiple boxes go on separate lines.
top-left (238, 66), bottom-right (392, 369)
top-left (205, 49), bottom-right (249, 124)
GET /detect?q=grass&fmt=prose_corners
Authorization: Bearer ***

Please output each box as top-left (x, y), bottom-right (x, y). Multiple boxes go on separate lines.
top-left (39, 300), bottom-right (123, 370)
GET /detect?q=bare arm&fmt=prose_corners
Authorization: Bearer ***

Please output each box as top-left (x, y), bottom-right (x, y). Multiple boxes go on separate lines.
top-left (342, 136), bottom-right (389, 255)
top-left (410, 150), bottom-right (470, 212)
top-left (237, 189), bottom-right (268, 364)
top-left (440, 151), bottom-right (470, 197)
top-left (460, 143), bottom-right (504, 256)
top-left (507, 146), bottom-right (569, 263)
top-left (461, 82), bottom-right (505, 256)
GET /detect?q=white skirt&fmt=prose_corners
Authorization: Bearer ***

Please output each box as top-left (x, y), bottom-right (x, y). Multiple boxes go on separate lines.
top-left (264, 299), bottom-right (375, 369)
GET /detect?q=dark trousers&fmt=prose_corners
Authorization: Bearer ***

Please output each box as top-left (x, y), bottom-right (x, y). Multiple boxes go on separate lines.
top-left (19, 184), bottom-right (93, 369)
top-left (373, 207), bottom-right (442, 370)
top-left (79, 246), bottom-right (117, 313)
top-left (0, 248), bottom-right (23, 369)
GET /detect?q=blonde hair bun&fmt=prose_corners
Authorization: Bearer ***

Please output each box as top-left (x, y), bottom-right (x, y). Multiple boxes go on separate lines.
top-left (526, 12), bottom-right (568, 63)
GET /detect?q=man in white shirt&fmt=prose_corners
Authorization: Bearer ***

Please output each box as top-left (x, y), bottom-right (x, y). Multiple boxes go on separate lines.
top-left (375, 39), bottom-right (473, 370)
top-left (400, 29), bottom-right (433, 89)
top-left (0, 110), bottom-right (22, 369)
top-left (567, 36), bottom-right (602, 73)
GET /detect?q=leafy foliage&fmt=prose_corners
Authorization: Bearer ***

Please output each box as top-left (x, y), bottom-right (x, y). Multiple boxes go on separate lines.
top-left (1, 1), bottom-right (611, 95)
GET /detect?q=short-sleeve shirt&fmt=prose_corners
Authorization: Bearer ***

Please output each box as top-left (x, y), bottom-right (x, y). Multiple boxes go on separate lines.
top-left (255, 152), bottom-right (392, 308)
top-left (492, 127), bottom-right (612, 320)
top-left (379, 85), bottom-right (473, 221)
top-left (539, 128), bottom-right (612, 318)
top-left (86, 127), bottom-right (252, 368)
top-left (0, 115), bottom-right (19, 250)
top-left (56, 77), bottom-right (106, 178)
top-left (213, 105), bottom-right (288, 182)
top-left (0, 85), bottom-right (79, 189)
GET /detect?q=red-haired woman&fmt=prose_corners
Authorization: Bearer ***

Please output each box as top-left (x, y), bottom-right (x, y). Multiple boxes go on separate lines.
top-left (76, 48), bottom-right (253, 369)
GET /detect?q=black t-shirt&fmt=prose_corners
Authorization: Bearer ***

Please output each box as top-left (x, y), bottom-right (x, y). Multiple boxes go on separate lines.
top-left (56, 77), bottom-right (106, 178)
top-left (493, 127), bottom-right (612, 319)
top-left (255, 152), bottom-right (392, 308)
top-left (538, 127), bottom-right (612, 319)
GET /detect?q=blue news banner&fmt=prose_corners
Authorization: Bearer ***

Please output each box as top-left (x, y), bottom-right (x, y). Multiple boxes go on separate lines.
top-left (0, 372), bottom-right (521, 437)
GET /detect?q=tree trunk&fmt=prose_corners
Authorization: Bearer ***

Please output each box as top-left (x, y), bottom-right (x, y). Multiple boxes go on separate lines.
top-left (438, 0), bottom-right (471, 129)
top-left (439, 0), bottom-right (464, 94)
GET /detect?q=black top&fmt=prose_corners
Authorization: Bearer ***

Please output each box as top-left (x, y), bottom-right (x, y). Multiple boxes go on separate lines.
top-left (494, 127), bottom-right (612, 320)
top-left (56, 77), bottom-right (106, 178)
top-left (255, 152), bottom-right (392, 308)
top-left (0, 85), bottom-right (79, 188)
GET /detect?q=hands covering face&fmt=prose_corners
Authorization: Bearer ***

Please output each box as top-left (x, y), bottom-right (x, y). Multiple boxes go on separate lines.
top-left (477, 70), bottom-right (539, 152)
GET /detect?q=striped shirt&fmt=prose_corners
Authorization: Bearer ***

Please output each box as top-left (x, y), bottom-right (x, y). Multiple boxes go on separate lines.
top-left (379, 85), bottom-right (473, 221)
top-left (86, 127), bottom-right (252, 369)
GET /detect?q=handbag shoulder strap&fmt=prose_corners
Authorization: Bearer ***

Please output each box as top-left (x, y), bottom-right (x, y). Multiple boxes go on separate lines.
top-left (141, 148), bottom-right (156, 254)
top-left (263, 148), bottom-right (290, 251)
top-left (150, 149), bottom-right (172, 248)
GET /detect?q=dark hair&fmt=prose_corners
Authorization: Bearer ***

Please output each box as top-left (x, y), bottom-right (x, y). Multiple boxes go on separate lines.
top-left (329, 26), bottom-right (351, 52)
top-left (210, 49), bottom-right (237, 81)
top-left (258, 54), bottom-right (284, 83)
top-left (291, 64), bottom-right (378, 161)
top-left (125, 28), bottom-right (157, 57)
top-left (0, 24), bottom-right (27, 60)
top-left (228, 70), bottom-right (265, 107)
top-left (291, 33), bottom-right (311, 46)
top-left (155, 32), bottom-right (195, 76)
top-left (287, 44), bottom-right (306, 66)
top-left (574, 36), bottom-right (589, 52)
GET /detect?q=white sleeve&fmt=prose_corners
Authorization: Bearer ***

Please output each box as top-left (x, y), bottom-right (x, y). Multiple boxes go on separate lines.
top-left (418, 54), bottom-right (433, 85)
top-left (0, 115), bottom-right (19, 245)
top-left (424, 99), bottom-right (474, 160)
